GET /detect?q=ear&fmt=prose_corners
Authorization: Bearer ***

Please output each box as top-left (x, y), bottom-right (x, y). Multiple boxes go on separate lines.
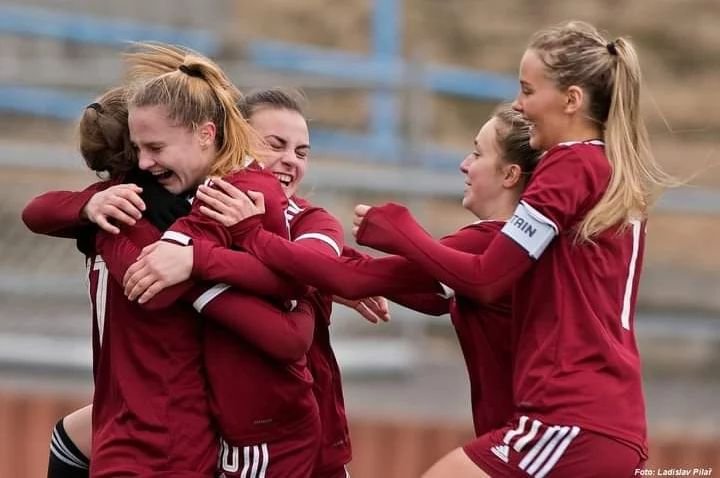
top-left (503, 163), bottom-right (523, 188)
top-left (197, 121), bottom-right (217, 149)
top-left (564, 85), bottom-right (584, 114)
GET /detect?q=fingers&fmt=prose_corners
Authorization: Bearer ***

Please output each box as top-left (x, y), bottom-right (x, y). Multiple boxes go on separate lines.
top-left (354, 302), bottom-right (379, 324)
top-left (198, 205), bottom-right (234, 227)
top-left (196, 188), bottom-right (234, 215)
top-left (246, 191), bottom-right (266, 212)
top-left (137, 282), bottom-right (164, 305)
top-left (352, 225), bottom-right (359, 238)
top-left (211, 178), bottom-right (243, 198)
top-left (95, 215), bottom-right (120, 234)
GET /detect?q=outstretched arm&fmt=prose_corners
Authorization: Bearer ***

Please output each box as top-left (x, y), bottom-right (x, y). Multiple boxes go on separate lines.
top-left (22, 181), bottom-right (145, 237)
top-left (354, 203), bottom-right (534, 303)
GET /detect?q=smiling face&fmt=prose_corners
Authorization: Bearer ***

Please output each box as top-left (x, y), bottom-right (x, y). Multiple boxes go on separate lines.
top-left (459, 118), bottom-right (510, 219)
top-left (512, 49), bottom-right (570, 151)
top-left (129, 105), bottom-right (215, 195)
top-left (248, 107), bottom-right (310, 198)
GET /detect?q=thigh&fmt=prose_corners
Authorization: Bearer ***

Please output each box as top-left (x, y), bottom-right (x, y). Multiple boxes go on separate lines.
top-left (464, 415), bottom-right (643, 478)
top-left (63, 404), bottom-right (93, 458)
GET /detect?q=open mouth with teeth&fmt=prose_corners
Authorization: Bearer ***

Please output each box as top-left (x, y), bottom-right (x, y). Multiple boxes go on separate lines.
top-left (151, 170), bottom-right (174, 181)
top-left (274, 173), bottom-right (293, 188)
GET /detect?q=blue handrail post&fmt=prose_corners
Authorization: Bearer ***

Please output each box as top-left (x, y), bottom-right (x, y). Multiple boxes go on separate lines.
top-left (371, 0), bottom-right (402, 163)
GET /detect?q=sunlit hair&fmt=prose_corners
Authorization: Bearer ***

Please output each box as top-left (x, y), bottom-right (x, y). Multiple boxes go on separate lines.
top-left (492, 103), bottom-right (541, 178)
top-left (529, 21), bottom-right (674, 240)
top-left (78, 86), bottom-right (136, 180)
top-left (123, 42), bottom-right (257, 178)
top-left (238, 87), bottom-right (307, 119)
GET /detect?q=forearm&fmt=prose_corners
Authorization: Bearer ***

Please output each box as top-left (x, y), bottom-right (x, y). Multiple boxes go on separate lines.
top-left (237, 221), bottom-right (442, 299)
top-left (22, 187), bottom-right (103, 238)
top-left (195, 291), bottom-right (315, 362)
top-left (192, 239), bottom-right (306, 300)
top-left (357, 204), bottom-right (533, 302)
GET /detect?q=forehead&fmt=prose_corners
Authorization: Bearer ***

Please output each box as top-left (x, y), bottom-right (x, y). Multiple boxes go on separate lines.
top-left (249, 108), bottom-right (309, 142)
top-left (128, 105), bottom-right (185, 139)
top-left (475, 117), bottom-right (499, 147)
top-left (519, 49), bottom-right (547, 82)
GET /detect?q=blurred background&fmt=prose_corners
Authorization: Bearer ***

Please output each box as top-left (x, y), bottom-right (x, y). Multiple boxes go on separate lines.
top-left (1, 0), bottom-right (719, 476)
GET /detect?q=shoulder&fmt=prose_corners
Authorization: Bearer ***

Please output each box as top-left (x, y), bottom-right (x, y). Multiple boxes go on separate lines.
top-left (537, 142), bottom-right (610, 178)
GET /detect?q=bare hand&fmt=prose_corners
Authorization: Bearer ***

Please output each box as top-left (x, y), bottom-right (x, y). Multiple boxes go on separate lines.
top-left (352, 204), bottom-right (372, 237)
top-left (83, 184), bottom-right (145, 234)
top-left (197, 178), bottom-right (266, 227)
top-left (123, 241), bottom-right (193, 304)
top-left (333, 295), bottom-right (390, 324)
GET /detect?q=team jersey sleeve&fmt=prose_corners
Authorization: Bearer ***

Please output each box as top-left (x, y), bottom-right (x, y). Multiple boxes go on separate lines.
top-left (162, 169), bottom-right (288, 248)
top-left (230, 216), bottom-right (444, 299)
top-left (519, 146), bottom-right (608, 234)
top-left (21, 180), bottom-right (111, 238)
top-left (289, 207), bottom-right (344, 257)
top-left (355, 203), bottom-right (533, 303)
top-left (191, 290), bottom-right (316, 362)
top-left (94, 220), bottom-right (200, 310)
top-left (192, 239), bottom-right (308, 299)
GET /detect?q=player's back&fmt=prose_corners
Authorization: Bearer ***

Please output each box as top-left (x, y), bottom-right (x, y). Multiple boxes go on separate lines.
top-left (91, 219), bottom-right (216, 477)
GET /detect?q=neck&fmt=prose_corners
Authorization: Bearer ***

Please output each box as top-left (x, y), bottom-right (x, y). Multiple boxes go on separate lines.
top-left (556, 119), bottom-right (603, 145)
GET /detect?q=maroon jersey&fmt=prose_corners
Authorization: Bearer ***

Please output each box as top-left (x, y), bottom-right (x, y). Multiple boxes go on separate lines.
top-left (510, 142), bottom-right (647, 457)
top-left (354, 142), bottom-right (648, 458)
top-left (228, 206), bottom-right (516, 439)
top-left (92, 219), bottom-right (216, 477)
top-left (286, 196), bottom-right (352, 473)
top-left (160, 168), bottom-right (320, 445)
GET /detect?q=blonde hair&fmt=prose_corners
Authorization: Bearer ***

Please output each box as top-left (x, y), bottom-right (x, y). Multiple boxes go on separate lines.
top-left (123, 42), bottom-right (257, 178)
top-left (529, 21), bottom-right (674, 240)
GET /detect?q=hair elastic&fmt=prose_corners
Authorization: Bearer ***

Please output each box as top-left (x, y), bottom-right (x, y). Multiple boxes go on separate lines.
top-left (606, 41), bottom-right (618, 56)
top-left (86, 102), bottom-right (103, 112)
top-left (179, 64), bottom-right (204, 78)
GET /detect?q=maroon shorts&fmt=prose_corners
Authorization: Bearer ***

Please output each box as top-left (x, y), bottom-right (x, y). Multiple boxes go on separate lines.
top-left (463, 415), bottom-right (644, 478)
top-left (217, 416), bottom-right (321, 478)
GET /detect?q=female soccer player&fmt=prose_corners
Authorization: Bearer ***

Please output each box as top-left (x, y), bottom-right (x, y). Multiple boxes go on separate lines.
top-left (351, 21), bottom-right (672, 478)
top-left (24, 45), bottom-right (321, 477)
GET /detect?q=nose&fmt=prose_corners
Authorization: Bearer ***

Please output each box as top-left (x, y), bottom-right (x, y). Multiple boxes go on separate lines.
top-left (459, 154), bottom-right (471, 174)
top-left (511, 96), bottom-right (522, 112)
top-left (137, 150), bottom-right (156, 170)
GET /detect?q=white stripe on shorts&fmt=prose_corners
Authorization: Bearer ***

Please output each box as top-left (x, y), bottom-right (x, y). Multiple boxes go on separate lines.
top-left (534, 426), bottom-right (581, 478)
top-left (518, 425), bottom-right (560, 471)
top-left (513, 418), bottom-right (542, 453)
top-left (525, 426), bottom-right (571, 475)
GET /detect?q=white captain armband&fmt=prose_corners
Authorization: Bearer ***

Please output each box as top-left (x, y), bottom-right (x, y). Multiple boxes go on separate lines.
top-left (501, 201), bottom-right (558, 259)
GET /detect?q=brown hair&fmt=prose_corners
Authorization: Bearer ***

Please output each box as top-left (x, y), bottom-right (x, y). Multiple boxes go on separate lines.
top-left (492, 103), bottom-right (541, 178)
top-left (529, 21), bottom-right (674, 240)
top-left (123, 42), bottom-right (257, 177)
top-left (78, 86), bottom-right (135, 180)
top-left (238, 87), bottom-right (307, 119)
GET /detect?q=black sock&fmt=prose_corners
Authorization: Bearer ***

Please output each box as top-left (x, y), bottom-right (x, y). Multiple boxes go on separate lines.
top-left (47, 418), bottom-right (90, 478)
